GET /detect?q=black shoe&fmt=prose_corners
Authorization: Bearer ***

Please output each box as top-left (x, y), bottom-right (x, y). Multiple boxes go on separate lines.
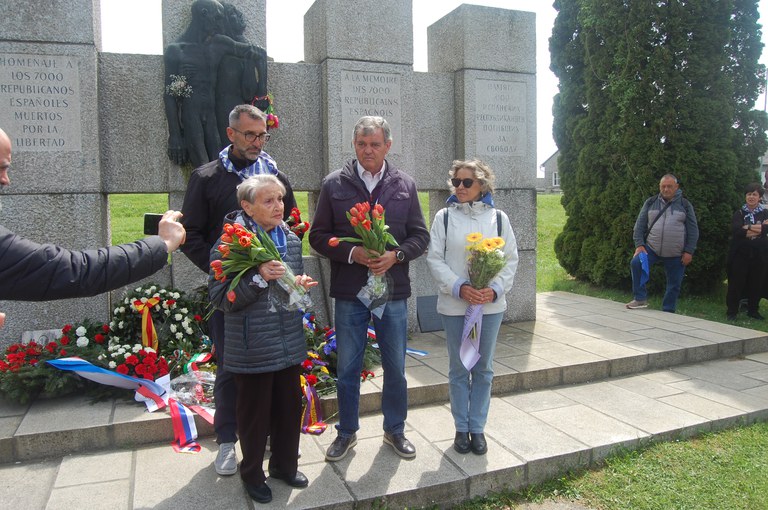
top-left (383, 432), bottom-right (416, 458)
top-left (325, 433), bottom-right (357, 461)
top-left (453, 432), bottom-right (470, 454)
top-left (748, 312), bottom-right (765, 320)
top-left (727, 313), bottom-right (737, 321)
top-left (245, 482), bottom-right (272, 504)
top-left (470, 433), bottom-right (487, 455)
top-left (268, 469), bottom-right (309, 488)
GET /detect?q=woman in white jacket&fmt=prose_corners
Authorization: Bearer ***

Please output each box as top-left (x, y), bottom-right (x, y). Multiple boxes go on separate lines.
top-left (426, 159), bottom-right (518, 455)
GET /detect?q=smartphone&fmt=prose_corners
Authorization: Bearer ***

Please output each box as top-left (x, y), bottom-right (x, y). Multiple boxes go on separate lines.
top-left (143, 213), bottom-right (163, 236)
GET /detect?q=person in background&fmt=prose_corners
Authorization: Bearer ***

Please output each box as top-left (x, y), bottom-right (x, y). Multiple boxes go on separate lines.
top-left (0, 128), bottom-right (186, 303)
top-left (726, 182), bottom-right (768, 321)
top-left (627, 174), bottom-right (698, 313)
top-left (426, 159), bottom-right (518, 455)
top-left (180, 104), bottom-right (296, 476)
top-left (208, 174), bottom-right (316, 504)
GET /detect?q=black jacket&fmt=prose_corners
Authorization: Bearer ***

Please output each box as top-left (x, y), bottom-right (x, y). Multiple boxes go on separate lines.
top-left (0, 225), bottom-right (168, 301)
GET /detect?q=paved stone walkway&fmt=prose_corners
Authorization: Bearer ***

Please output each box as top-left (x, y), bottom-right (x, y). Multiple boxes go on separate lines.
top-left (1, 292), bottom-right (767, 509)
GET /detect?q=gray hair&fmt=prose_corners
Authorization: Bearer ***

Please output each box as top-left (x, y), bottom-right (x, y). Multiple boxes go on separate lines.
top-left (448, 159), bottom-right (496, 194)
top-left (229, 104), bottom-right (266, 126)
top-left (352, 116), bottom-right (392, 143)
top-left (236, 174), bottom-right (285, 203)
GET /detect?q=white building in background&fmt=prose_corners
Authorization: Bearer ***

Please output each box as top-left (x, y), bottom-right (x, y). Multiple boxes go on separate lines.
top-left (537, 150), bottom-right (560, 193)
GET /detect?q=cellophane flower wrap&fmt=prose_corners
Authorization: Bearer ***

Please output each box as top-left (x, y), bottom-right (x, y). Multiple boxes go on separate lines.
top-left (211, 221), bottom-right (311, 311)
top-left (460, 233), bottom-right (507, 371)
top-left (327, 202), bottom-right (398, 318)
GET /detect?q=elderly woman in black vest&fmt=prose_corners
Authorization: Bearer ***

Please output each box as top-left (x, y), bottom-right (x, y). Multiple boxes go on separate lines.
top-left (208, 174), bottom-right (316, 504)
top-left (726, 182), bottom-right (768, 321)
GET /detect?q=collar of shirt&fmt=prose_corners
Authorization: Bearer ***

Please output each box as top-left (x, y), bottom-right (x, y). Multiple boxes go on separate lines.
top-left (356, 161), bottom-right (386, 193)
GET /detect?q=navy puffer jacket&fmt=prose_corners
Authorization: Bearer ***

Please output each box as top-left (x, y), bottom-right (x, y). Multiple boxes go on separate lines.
top-left (208, 211), bottom-right (307, 374)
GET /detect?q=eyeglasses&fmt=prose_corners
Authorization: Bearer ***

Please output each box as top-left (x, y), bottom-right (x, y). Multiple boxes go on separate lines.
top-left (451, 178), bottom-right (476, 188)
top-left (231, 127), bottom-right (271, 143)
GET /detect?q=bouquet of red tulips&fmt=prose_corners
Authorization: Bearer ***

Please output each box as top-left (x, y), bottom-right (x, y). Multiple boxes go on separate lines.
top-left (211, 222), bottom-right (311, 311)
top-left (328, 202), bottom-right (398, 317)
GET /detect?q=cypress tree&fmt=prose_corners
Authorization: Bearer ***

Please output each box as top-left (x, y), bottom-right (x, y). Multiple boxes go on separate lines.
top-left (551, 0), bottom-right (768, 292)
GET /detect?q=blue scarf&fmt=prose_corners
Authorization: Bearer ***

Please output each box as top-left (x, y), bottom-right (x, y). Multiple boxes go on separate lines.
top-left (219, 145), bottom-right (279, 180)
top-left (742, 203), bottom-right (764, 225)
top-left (244, 215), bottom-right (287, 259)
top-left (446, 191), bottom-right (495, 207)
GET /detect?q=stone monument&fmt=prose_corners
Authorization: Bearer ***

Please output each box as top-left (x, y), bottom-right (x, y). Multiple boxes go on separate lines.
top-left (0, 0), bottom-right (537, 347)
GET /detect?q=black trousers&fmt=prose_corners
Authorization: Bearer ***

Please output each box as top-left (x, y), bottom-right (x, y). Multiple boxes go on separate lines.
top-left (727, 249), bottom-right (768, 315)
top-left (209, 310), bottom-right (238, 444)
top-left (234, 365), bottom-right (303, 486)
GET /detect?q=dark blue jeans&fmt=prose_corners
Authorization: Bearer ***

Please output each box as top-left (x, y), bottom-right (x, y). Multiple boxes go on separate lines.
top-left (333, 298), bottom-right (408, 437)
top-left (209, 310), bottom-right (238, 444)
top-left (630, 246), bottom-right (686, 312)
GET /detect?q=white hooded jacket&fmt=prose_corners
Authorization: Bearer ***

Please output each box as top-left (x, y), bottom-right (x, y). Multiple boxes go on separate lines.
top-left (426, 197), bottom-right (519, 316)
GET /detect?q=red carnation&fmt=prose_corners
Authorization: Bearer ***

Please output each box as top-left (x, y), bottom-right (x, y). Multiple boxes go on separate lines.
top-left (102, 324), bottom-right (111, 333)
top-left (59, 336), bottom-right (70, 345)
top-left (94, 334), bottom-right (105, 344)
top-left (305, 374), bottom-right (318, 386)
top-left (302, 359), bottom-right (313, 370)
top-left (125, 355), bottom-right (139, 366)
top-left (116, 364), bottom-right (129, 375)
top-left (62, 324), bottom-right (73, 334)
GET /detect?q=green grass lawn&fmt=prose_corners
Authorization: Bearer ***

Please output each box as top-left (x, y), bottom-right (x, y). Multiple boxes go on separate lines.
top-left (110, 191), bottom-right (429, 257)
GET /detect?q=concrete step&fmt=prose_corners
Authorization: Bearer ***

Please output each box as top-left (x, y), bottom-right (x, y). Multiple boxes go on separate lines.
top-left (3, 351), bottom-right (768, 509)
top-left (1, 292), bottom-right (768, 509)
top-left (3, 293), bottom-right (766, 465)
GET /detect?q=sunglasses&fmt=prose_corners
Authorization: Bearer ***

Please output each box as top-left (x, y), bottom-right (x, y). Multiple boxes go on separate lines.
top-left (451, 178), bottom-right (476, 188)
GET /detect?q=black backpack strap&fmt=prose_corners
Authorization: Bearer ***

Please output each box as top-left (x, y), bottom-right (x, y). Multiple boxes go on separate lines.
top-left (443, 209), bottom-right (449, 256)
top-left (497, 210), bottom-right (502, 236)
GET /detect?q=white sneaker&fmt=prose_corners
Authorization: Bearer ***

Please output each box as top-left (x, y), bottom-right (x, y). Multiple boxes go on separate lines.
top-left (214, 442), bottom-right (237, 476)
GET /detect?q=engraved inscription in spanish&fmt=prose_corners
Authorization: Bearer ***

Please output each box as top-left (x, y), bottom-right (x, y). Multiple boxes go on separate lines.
top-left (475, 79), bottom-right (526, 157)
top-left (0, 53), bottom-right (82, 152)
top-left (341, 71), bottom-right (402, 154)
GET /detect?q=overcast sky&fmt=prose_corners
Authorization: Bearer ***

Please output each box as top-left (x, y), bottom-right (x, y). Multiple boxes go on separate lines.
top-left (100, 0), bottom-right (768, 169)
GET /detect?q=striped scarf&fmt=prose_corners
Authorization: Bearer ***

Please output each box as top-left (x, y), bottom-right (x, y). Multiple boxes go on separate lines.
top-left (218, 145), bottom-right (279, 180)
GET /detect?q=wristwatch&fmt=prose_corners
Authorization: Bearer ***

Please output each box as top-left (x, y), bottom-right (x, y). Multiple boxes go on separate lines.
top-left (395, 249), bottom-right (405, 263)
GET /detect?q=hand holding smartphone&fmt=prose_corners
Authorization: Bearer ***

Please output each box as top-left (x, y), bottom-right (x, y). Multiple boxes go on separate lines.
top-left (143, 213), bottom-right (164, 236)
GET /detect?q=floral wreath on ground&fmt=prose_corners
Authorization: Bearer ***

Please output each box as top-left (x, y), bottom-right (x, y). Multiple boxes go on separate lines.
top-left (108, 284), bottom-right (211, 374)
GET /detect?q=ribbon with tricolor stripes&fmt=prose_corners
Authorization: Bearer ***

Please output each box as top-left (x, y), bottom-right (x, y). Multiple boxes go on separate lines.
top-left (182, 352), bottom-right (212, 374)
top-left (46, 357), bottom-right (168, 410)
top-left (300, 376), bottom-right (327, 435)
top-left (46, 357), bottom-right (202, 453)
top-left (168, 398), bottom-right (201, 452)
top-left (133, 297), bottom-right (161, 351)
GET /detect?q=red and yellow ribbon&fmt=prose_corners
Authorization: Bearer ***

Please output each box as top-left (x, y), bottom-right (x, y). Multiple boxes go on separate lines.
top-left (134, 297), bottom-right (161, 351)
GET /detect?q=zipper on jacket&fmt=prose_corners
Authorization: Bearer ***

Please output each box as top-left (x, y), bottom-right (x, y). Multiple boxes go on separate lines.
top-left (242, 315), bottom-right (249, 351)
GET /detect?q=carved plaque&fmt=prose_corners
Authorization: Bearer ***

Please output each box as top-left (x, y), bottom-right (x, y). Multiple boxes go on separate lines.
top-left (341, 70), bottom-right (402, 154)
top-left (475, 79), bottom-right (526, 157)
top-left (0, 53), bottom-right (82, 152)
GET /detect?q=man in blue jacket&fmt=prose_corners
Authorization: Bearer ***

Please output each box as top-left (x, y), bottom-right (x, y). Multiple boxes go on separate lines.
top-left (310, 116), bottom-right (429, 462)
top-left (627, 174), bottom-right (699, 313)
